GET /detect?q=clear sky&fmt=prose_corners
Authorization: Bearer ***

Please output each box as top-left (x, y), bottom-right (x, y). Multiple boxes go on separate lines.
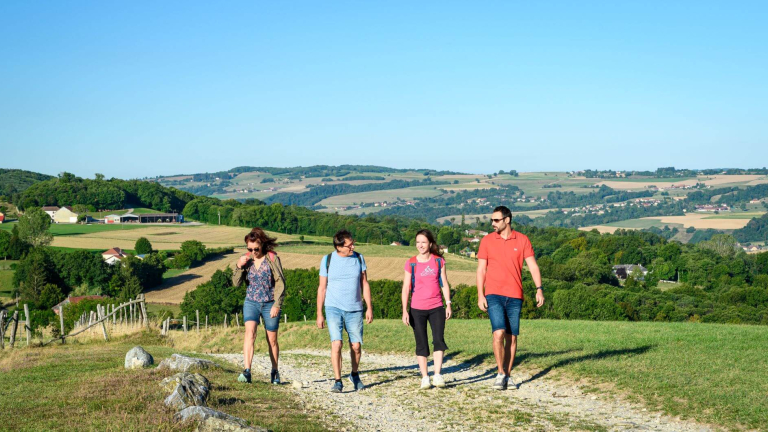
top-left (2, 1), bottom-right (767, 179)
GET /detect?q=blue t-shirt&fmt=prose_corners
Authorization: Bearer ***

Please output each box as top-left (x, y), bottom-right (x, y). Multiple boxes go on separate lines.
top-left (320, 252), bottom-right (367, 312)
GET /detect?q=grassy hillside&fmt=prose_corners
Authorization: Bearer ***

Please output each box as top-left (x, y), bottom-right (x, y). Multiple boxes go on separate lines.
top-left (173, 319), bottom-right (768, 431)
top-left (0, 332), bottom-right (331, 431)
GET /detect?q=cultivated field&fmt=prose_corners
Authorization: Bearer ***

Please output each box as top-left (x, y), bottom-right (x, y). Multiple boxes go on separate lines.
top-left (580, 211), bottom-right (762, 234)
top-left (317, 185), bottom-right (444, 207)
top-left (144, 250), bottom-right (241, 304)
top-left (598, 174), bottom-right (767, 190)
top-left (49, 224), bottom-right (301, 250)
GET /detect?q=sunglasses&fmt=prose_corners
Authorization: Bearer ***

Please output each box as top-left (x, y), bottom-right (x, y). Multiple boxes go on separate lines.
top-left (247, 247), bottom-right (260, 252)
top-left (491, 218), bottom-right (506, 223)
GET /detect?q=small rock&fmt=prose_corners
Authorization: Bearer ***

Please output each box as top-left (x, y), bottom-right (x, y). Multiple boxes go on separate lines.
top-left (292, 380), bottom-right (303, 389)
top-left (157, 354), bottom-right (217, 372)
top-left (175, 406), bottom-right (266, 431)
top-left (124, 346), bottom-right (154, 369)
top-left (162, 372), bottom-right (211, 410)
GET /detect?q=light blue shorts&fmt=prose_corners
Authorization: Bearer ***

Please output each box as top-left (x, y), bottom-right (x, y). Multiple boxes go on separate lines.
top-left (325, 306), bottom-right (364, 344)
top-left (243, 300), bottom-right (280, 332)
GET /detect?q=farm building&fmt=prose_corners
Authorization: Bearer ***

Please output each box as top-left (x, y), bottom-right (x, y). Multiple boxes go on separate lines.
top-left (52, 206), bottom-right (79, 223)
top-left (695, 205), bottom-right (730, 212)
top-left (102, 247), bottom-right (128, 265)
top-left (42, 206), bottom-right (60, 220)
top-left (121, 214), bottom-right (140, 223)
top-left (138, 213), bottom-right (180, 223)
top-left (52, 295), bottom-right (108, 314)
top-left (104, 214), bottom-right (122, 224)
top-left (613, 264), bottom-right (648, 281)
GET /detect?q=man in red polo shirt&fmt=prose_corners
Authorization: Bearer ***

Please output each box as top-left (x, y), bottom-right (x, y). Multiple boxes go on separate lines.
top-left (477, 205), bottom-right (544, 390)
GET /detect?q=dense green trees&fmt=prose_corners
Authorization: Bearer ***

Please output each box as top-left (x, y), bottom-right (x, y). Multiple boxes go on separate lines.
top-left (15, 173), bottom-right (196, 212)
top-left (266, 179), bottom-right (449, 207)
top-left (17, 207), bottom-right (53, 247)
top-left (135, 237), bottom-right (153, 254)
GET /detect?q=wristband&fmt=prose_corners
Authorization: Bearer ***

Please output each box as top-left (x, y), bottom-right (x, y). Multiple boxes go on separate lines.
top-left (445, 301), bottom-right (452, 305)
top-left (536, 286), bottom-right (543, 291)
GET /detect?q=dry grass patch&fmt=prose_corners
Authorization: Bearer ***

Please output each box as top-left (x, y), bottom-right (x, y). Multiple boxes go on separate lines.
top-left (145, 251), bottom-right (241, 304)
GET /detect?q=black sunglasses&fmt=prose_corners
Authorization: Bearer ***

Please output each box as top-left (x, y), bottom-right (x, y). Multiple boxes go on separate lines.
top-left (247, 247), bottom-right (260, 252)
top-left (491, 218), bottom-right (506, 223)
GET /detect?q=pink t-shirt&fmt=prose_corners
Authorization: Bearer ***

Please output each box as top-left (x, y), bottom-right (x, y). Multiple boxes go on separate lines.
top-left (404, 256), bottom-right (445, 310)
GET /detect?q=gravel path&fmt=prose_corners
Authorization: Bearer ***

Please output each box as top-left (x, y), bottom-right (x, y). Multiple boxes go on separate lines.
top-left (213, 350), bottom-right (714, 432)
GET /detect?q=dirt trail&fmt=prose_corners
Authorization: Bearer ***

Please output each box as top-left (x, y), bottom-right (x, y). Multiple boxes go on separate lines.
top-left (214, 350), bottom-right (713, 432)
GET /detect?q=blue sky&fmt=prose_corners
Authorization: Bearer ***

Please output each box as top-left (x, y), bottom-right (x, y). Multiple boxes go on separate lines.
top-left (1, 1), bottom-right (767, 179)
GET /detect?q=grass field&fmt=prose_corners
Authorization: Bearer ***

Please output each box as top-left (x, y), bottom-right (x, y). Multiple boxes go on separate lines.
top-left (704, 211), bottom-right (766, 219)
top-left (0, 221), bottom-right (147, 235)
top-left (317, 185), bottom-right (445, 207)
top-left (0, 332), bottom-right (331, 431)
top-left (48, 224), bottom-right (311, 251)
top-left (168, 319), bottom-right (768, 431)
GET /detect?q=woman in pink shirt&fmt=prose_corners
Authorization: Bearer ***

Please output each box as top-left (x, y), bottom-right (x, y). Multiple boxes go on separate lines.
top-left (401, 229), bottom-right (452, 389)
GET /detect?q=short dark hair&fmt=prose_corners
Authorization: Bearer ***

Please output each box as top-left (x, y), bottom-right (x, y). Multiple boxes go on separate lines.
top-left (244, 227), bottom-right (278, 253)
top-left (333, 230), bottom-right (354, 250)
top-left (493, 205), bottom-right (512, 223)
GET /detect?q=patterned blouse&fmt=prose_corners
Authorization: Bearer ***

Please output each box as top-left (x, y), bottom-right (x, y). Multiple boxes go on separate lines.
top-left (246, 258), bottom-right (274, 302)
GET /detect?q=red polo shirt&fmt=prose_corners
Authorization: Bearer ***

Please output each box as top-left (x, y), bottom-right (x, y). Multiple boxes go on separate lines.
top-left (477, 230), bottom-right (534, 299)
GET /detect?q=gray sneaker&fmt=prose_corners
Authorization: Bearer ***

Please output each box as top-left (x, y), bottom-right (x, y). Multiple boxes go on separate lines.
top-left (330, 380), bottom-right (343, 393)
top-left (492, 373), bottom-right (508, 390)
top-left (349, 373), bottom-right (365, 391)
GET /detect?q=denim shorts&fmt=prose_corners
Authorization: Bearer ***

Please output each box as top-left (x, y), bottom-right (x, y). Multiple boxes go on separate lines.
top-left (325, 306), bottom-right (364, 344)
top-left (486, 294), bottom-right (522, 336)
top-left (243, 299), bottom-right (280, 332)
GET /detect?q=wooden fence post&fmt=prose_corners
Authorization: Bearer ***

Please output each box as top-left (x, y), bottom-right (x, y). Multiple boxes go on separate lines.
top-left (99, 305), bottom-right (109, 341)
top-left (59, 306), bottom-right (65, 344)
top-left (0, 310), bottom-right (6, 349)
top-left (139, 295), bottom-right (148, 327)
top-left (224, 314), bottom-right (228, 330)
top-left (205, 315), bottom-right (208, 331)
top-left (9, 311), bottom-right (19, 348)
top-left (284, 314), bottom-right (287, 324)
top-left (24, 304), bottom-right (31, 346)
top-left (183, 316), bottom-right (187, 333)
top-left (235, 313), bottom-right (239, 328)
top-left (196, 310), bottom-right (200, 333)
top-left (113, 304), bottom-right (117, 326)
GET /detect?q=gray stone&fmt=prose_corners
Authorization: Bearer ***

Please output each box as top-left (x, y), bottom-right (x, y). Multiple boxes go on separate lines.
top-left (161, 372), bottom-right (211, 410)
top-left (124, 346), bottom-right (154, 369)
top-left (174, 406), bottom-right (266, 431)
top-left (158, 354), bottom-right (217, 372)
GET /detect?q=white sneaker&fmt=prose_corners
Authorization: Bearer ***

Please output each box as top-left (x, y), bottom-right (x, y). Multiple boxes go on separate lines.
top-left (420, 376), bottom-right (432, 389)
top-left (432, 374), bottom-right (446, 388)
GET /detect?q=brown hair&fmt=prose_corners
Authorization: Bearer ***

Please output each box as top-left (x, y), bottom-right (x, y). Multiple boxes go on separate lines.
top-left (415, 229), bottom-right (443, 258)
top-left (244, 227), bottom-right (278, 254)
top-left (333, 229), bottom-right (354, 250)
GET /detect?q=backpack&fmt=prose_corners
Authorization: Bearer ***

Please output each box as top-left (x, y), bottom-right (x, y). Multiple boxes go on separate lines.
top-left (408, 255), bottom-right (443, 292)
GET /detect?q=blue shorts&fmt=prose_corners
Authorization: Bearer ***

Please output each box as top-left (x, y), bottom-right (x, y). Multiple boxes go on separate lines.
top-left (243, 300), bottom-right (280, 332)
top-left (325, 306), bottom-right (364, 344)
top-left (486, 294), bottom-right (522, 336)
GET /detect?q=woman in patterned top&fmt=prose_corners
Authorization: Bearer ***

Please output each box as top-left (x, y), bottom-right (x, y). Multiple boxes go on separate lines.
top-left (232, 227), bottom-right (287, 385)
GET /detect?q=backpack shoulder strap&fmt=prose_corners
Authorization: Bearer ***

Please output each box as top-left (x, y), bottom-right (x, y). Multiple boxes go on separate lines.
top-left (409, 256), bottom-right (418, 291)
top-left (325, 252), bottom-right (333, 274)
top-left (436, 257), bottom-right (444, 288)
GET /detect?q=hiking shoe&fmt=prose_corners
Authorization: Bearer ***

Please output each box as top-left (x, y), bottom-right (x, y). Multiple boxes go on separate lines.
top-left (237, 369), bottom-right (252, 384)
top-left (492, 373), bottom-right (508, 390)
top-left (349, 373), bottom-right (365, 391)
top-left (271, 370), bottom-right (281, 385)
top-left (432, 373), bottom-right (446, 388)
top-left (420, 376), bottom-right (432, 390)
top-left (507, 376), bottom-right (518, 390)
top-left (330, 380), bottom-right (344, 393)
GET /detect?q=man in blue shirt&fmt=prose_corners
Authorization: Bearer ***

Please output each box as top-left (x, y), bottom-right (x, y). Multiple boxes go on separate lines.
top-left (316, 230), bottom-right (374, 393)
